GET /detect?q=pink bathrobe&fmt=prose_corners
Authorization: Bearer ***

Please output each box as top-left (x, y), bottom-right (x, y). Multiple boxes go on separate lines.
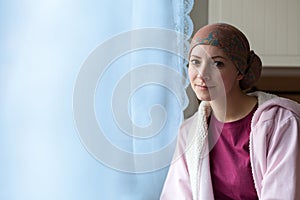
top-left (160, 92), bottom-right (300, 200)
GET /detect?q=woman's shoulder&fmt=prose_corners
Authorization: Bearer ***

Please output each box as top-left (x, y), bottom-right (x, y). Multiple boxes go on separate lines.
top-left (251, 92), bottom-right (300, 128)
top-left (180, 100), bottom-right (211, 129)
top-left (179, 111), bottom-right (199, 135)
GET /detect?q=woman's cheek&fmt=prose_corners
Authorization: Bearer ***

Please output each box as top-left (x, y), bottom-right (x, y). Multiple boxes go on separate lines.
top-left (188, 67), bottom-right (197, 81)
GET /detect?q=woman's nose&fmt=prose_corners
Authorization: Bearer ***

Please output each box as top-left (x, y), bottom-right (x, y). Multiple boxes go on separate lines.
top-left (194, 63), bottom-right (211, 81)
top-left (196, 73), bottom-right (210, 81)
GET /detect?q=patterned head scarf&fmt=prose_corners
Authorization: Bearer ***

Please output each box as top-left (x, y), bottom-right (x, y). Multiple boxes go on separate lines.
top-left (189, 23), bottom-right (262, 90)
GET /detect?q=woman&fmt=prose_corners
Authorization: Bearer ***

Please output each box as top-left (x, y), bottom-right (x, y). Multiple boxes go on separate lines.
top-left (160, 23), bottom-right (300, 200)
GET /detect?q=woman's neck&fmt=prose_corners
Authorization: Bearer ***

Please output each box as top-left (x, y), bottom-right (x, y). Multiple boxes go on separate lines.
top-left (210, 90), bottom-right (257, 123)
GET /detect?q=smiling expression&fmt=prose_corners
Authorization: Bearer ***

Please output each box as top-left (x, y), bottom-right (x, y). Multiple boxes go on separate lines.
top-left (188, 45), bottom-right (243, 101)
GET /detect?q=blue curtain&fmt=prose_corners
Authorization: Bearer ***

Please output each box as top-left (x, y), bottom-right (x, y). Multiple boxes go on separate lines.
top-left (0, 0), bottom-right (194, 199)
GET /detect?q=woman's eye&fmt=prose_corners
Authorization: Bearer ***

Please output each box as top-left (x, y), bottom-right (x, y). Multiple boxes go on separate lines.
top-left (189, 59), bottom-right (201, 65)
top-left (213, 61), bottom-right (224, 67)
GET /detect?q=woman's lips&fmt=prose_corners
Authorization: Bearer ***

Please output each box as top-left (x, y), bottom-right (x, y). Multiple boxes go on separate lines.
top-left (195, 84), bottom-right (207, 90)
top-left (194, 83), bottom-right (215, 90)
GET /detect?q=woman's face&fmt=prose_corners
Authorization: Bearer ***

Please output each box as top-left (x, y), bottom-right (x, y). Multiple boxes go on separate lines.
top-left (188, 45), bottom-right (242, 101)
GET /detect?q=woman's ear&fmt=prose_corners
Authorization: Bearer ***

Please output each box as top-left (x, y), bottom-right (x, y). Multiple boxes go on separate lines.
top-left (236, 71), bottom-right (244, 81)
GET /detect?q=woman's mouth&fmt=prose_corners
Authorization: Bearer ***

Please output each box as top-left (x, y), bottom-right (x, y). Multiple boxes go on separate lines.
top-left (194, 84), bottom-right (215, 90)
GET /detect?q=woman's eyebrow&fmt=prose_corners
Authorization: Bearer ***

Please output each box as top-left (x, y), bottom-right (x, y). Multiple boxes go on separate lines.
top-left (190, 55), bottom-right (202, 59)
top-left (190, 55), bottom-right (226, 60)
top-left (211, 55), bottom-right (226, 59)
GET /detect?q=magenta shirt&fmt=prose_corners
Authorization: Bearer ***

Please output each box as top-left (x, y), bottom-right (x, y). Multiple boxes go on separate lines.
top-left (208, 105), bottom-right (258, 200)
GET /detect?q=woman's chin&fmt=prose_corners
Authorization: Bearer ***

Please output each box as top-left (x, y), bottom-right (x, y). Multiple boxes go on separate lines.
top-left (195, 93), bottom-right (212, 101)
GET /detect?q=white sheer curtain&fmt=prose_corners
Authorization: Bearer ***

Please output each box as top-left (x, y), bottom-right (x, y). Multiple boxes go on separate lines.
top-left (0, 0), bottom-right (194, 199)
